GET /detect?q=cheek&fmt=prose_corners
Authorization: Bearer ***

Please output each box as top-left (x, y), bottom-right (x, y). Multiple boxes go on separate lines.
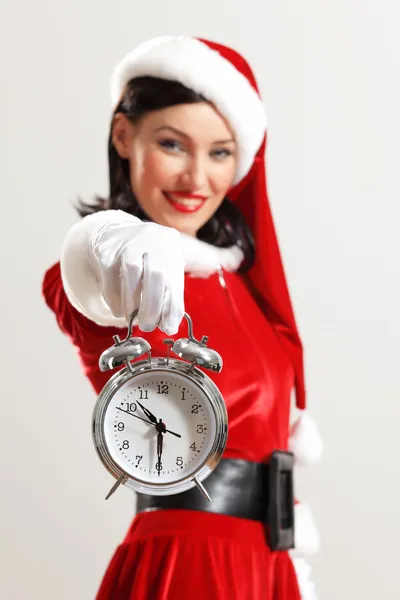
top-left (211, 163), bottom-right (236, 196)
top-left (140, 150), bottom-right (177, 190)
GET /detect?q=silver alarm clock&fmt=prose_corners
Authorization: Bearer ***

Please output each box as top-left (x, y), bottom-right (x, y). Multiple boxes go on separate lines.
top-left (92, 311), bottom-right (228, 501)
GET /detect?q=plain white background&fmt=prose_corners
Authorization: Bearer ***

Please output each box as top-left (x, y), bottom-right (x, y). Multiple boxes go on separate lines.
top-left (1, 1), bottom-right (399, 598)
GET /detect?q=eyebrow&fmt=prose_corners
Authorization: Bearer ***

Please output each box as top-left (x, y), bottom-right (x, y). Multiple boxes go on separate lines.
top-left (154, 125), bottom-right (235, 145)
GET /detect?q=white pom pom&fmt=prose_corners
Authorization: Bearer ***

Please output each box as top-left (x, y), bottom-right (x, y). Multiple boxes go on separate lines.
top-left (289, 413), bottom-right (323, 466)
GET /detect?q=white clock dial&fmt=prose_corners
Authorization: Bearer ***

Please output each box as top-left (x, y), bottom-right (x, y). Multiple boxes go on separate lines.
top-left (103, 369), bottom-right (217, 484)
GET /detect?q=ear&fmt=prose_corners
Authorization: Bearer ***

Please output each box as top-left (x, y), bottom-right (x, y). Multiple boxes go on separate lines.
top-left (111, 113), bottom-right (134, 159)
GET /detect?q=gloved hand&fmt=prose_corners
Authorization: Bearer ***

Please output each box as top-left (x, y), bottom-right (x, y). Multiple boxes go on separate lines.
top-left (61, 210), bottom-right (185, 334)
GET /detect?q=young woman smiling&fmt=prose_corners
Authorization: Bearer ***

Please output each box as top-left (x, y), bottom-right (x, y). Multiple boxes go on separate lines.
top-left (43, 36), bottom-right (321, 600)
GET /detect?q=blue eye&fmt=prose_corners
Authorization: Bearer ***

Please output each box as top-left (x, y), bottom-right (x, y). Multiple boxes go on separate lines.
top-left (211, 148), bottom-right (233, 160)
top-left (158, 138), bottom-right (183, 152)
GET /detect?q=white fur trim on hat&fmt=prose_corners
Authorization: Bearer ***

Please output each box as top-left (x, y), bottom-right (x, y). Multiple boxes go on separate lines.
top-left (110, 36), bottom-right (267, 185)
top-left (289, 413), bottom-right (323, 467)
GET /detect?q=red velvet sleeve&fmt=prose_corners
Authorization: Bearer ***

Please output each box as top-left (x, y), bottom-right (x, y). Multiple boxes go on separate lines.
top-left (42, 262), bottom-right (121, 393)
top-left (42, 262), bottom-right (116, 345)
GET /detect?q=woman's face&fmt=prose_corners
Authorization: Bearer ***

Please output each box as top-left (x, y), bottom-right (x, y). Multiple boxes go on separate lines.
top-left (112, 102), bottom-right (237, 236)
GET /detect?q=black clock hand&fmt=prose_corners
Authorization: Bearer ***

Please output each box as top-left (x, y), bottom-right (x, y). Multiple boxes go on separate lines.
top-left (156, 433), bottom-right (163, 477)
top-left (157, 431), bottom-right (163, 455)
top-left (156, 419), bottom-right (165, 477)
top-left (116, 407), bottom-right (153, 425)
top-left (136, 401), bottom-right (182, 438)
top-left (136, 401), bottom-right (158, 425)
top-left (162, 428), bottom-right (180, 439)
top-left (116, 407), bottom-right (181, 438)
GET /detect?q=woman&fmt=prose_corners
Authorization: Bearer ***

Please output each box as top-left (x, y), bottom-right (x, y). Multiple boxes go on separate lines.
top-left (43, 36), bottom-right (321, 599)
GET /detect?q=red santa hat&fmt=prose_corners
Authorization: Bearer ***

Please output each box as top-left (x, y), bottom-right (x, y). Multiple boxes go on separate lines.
top-left (110, 35), bottom-right (307, 411)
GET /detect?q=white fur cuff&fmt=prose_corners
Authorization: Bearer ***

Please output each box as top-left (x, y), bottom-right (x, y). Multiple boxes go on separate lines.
top-left (289, 413), bottom-right (323, 467)
top-left (293, 502), bottom-right (320, 557)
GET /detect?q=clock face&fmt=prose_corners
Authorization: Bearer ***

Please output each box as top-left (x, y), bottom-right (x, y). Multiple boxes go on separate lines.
top-left (103, 369), bottom-right (217, 485)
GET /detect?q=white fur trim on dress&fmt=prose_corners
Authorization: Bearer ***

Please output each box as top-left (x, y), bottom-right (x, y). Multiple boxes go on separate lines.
top-left (289, 413), bottom-right (323, 467)
top-left (293, 502), bottom-right (320, 557)
top-left (290, 556), bottom-right (318, 600)
top-left (60, 210), bottom-right (244, 328)
top-left (290, 503), bottom-right (320, 600)
top-left (110, 36), bottom-right (267, 185)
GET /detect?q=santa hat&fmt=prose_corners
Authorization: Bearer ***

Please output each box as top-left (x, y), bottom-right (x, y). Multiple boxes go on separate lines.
top-left (110, 36), bottom-right (306, 410)
top-left (110, 36), bottom-right (266, 186)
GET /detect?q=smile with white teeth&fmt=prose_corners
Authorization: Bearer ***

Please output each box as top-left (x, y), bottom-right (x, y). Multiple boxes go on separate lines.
top-left (164, 193), bottom-right (206, 207)
top-left (172, 198), bottom-right (202, 207)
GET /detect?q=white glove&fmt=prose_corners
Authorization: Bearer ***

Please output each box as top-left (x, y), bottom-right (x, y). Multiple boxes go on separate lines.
top-left (60, 210), bottom-right (185, 334)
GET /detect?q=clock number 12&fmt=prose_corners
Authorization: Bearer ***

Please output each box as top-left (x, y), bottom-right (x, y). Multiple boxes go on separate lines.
top-left (157, 384), bottom-right (169, 395)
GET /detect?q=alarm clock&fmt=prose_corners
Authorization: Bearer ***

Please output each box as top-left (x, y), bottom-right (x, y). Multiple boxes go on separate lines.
top-left (92, 311), bottom-right (228, 501)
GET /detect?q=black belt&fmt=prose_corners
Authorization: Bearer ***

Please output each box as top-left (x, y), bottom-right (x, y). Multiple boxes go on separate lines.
top-left (136, 452), bottom-right (295, 551)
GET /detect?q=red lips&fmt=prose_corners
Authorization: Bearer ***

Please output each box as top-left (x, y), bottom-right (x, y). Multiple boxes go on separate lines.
top-left (163, 191), bottom-right (207, 214)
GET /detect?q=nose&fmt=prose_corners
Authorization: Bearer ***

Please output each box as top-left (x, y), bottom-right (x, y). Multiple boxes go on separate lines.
top-left (181, 155), bottom-right (207, 190)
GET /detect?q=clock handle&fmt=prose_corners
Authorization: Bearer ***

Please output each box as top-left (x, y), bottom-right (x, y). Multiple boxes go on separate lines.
top-left (183, 313), bottom-right (208, 345)
top-left (126, 311), bottom-right (205, 345)
top-left (126, 310), bottom-right (139, 339)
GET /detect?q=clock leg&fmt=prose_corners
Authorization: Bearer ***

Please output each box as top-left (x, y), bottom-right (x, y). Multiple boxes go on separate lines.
top-left (105, 474), bottom-right (127, 500)
top-left (192, 476), bottom-right (211, 502)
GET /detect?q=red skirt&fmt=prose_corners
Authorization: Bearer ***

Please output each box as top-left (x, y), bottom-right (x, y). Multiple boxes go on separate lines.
top-left (96, 509), bottom-right (301, 600)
